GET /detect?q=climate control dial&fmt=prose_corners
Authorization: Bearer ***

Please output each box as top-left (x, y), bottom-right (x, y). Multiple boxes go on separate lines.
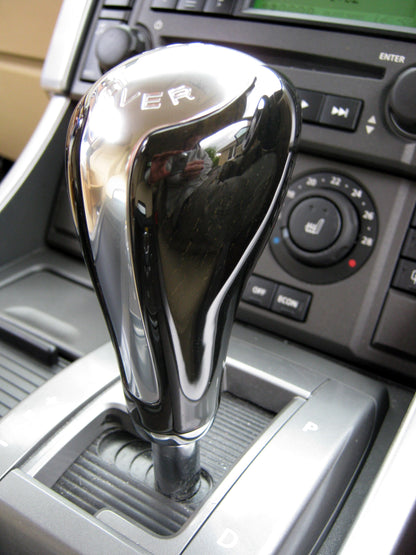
top-left (270, 172), bottom-right (377, 284)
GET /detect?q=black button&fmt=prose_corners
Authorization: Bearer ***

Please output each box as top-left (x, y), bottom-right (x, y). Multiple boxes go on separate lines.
top-left (288, 197), bottom-right (342, 252)
top-left (203, 0), bottom-right (233, 13)
top-left (100, 8), bottom-right (130, 20)
top-left (392, 258), bottom-right (416, 295)
top-left (242, 276), bottom-right (276, 309)
top-left (402, 228), bottom-right (416, 260)
top-left (104, 0), bottom-right (132, 7)
top-left (319, 95), bottom-right (362, 131)
top-left (152, 0), bottom-right (177, 8)
top-left (271, 285), bottom-right (311, 321)
top-left (297, 89), bottom-right (325, 123)
top-left (176, 0), bottom-right (205, 11)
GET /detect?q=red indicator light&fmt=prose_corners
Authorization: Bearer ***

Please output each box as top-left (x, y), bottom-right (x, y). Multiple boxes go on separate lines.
top-left (348, 259), bottom-right (357, 268)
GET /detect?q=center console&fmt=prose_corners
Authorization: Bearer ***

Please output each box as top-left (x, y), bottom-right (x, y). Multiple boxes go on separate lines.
top-left (47, 0), bottom-right (416, 385)
top-left (0, 0), bottom-right (415, 553)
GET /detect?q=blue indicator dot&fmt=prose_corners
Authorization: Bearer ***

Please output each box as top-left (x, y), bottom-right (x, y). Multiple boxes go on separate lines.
top-left (272, 236), bottom-right (280, 245)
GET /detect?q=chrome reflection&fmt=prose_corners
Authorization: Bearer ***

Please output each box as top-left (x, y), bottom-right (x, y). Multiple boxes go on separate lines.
top-left (67, 43), bottom-right (299, 445)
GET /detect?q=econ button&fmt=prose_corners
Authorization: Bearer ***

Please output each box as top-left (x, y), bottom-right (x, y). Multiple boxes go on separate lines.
top-left (271, 284), bottom-right (312, 321)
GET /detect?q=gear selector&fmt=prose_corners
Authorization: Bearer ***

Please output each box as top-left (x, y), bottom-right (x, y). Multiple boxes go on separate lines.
top-left (66, 43), bottom-right (299, 500)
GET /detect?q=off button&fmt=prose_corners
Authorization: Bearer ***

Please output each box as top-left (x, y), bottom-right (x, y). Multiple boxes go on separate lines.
top-left (242, 275), bottom-right (277, 309)
top-left (271, 285), bottom-right (312, 321)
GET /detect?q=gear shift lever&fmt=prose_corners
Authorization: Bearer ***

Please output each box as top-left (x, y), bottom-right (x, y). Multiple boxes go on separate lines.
top-left (66, 43), bottom-right (299, 500)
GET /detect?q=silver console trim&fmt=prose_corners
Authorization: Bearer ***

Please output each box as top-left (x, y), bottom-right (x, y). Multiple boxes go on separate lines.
top-left (0, 342), bottom-right (119, 480)
top-left (41, 0), bottom-right (95, 94)
top-left (0, 96), bottom-right (71, 212)
top-left (6, 372), bottom-right (379, 554)
top-left (0, 325), bottom-right (385, 554)
top-left (20, 381), bottom-right (304, 554)
top-left (0, 328), bottom-right (318, 483)
top-left (340, 393), bottom-right (416, 555)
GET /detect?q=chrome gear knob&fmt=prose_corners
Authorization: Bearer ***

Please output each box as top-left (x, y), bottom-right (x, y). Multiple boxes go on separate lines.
top-left (66, 43), bottom-right (299, 499)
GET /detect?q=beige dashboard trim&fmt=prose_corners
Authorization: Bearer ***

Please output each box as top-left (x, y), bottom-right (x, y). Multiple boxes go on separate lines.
top-left (0, 55), bottom-right (48, 161)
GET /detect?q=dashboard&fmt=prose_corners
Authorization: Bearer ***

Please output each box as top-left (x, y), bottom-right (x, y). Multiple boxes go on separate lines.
top-left (0, 0), bottom-right (415, 552)
top-left (64, 0), bottom-right (416, 385)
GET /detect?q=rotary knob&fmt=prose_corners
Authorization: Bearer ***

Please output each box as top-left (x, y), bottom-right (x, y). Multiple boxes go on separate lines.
top-left (271, 172), bottom-right (377, 284)
top-left (96, 24), bottom-right (150, 73)
top-left (387, 67), bottom-right (416, 138)
top-left (284, 189), bottom-right (359, 267)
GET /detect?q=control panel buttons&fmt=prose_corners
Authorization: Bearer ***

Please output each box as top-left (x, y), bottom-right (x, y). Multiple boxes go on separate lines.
top-left (242, 276), bottom-right (312, 322)
top-left (298, 89), bottom-right (362, 131)
top-left (271, 172), bottom-right (377, 284)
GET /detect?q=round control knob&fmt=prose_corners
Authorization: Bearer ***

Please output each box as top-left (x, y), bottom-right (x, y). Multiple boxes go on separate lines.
top-left (288, 196), bottom-right (341, 252)
top-left (270, 172), bottom-right (378, 284)
top-left (96, 24), bottom-right (149, 73)
top-left (388, 67), bottom-right (416, 137)
top-left (283, 189), bottom-right (359, 267)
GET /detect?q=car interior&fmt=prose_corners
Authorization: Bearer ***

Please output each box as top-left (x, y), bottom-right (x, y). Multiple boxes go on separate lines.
top-left (0, 0), bottom-right (415, 553)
